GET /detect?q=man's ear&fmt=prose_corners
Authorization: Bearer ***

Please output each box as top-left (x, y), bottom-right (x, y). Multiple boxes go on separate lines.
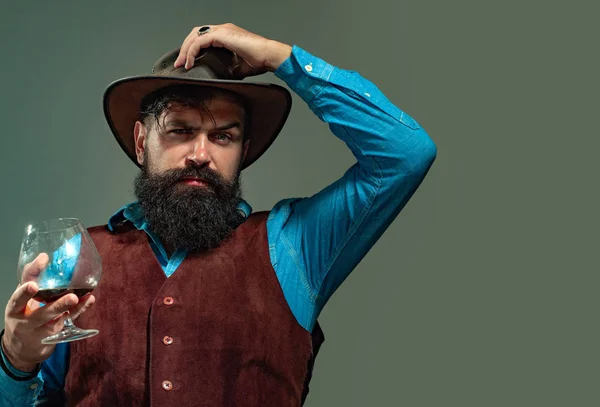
top-left (134, 121), bottom-right (147, 165)
top-left (242, 139), bottom-right (250, 163)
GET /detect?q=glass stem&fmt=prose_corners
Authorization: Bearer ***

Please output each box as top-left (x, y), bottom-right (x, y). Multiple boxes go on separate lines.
top-left (63, 311), bottom-right (76, 329)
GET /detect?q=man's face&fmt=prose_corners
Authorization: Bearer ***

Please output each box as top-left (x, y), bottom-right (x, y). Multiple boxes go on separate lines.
top-left (131, 93), bottom-right (251, 253)
top-left (134, 95), bottom-right (249, 181)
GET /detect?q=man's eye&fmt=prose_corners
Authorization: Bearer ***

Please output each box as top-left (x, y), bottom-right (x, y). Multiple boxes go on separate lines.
top-left (169, 129), bottom-right (193, 135)
top-left (213, 133), bottom-right (231, 142)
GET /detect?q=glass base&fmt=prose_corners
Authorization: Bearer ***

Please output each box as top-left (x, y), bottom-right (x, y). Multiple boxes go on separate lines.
top-left (41, 327), bottom-right (99, 344)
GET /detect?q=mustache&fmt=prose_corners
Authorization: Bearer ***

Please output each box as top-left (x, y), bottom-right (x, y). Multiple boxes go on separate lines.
top-left (149, 165), bottom-right (233, 191)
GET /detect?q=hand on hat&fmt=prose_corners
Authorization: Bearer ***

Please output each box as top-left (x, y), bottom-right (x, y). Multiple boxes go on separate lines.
top-left (173, 23), bottom-right (292, 78)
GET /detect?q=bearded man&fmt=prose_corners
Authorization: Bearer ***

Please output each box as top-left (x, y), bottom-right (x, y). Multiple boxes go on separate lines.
top-left (1, 23), bottom-right (437, 406)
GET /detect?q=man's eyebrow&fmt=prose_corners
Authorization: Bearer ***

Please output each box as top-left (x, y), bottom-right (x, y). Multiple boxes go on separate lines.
top-left (163, 120), bottom-right (195, 128)
top-left (163, 120), bottom-right (242, 131)
top-left (215, 121), bottom-right (242, 131)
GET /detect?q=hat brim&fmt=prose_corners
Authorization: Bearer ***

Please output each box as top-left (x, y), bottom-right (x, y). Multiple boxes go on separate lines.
top-left (103, 76), bottom-right (292, 170)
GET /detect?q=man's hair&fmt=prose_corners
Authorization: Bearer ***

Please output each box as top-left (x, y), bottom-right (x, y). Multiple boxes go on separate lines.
top-left (139, 84), bottom-right (250, 140)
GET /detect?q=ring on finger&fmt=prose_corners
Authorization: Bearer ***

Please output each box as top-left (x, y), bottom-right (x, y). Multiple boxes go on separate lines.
top-left (197, 26), bottom-right (211, 36)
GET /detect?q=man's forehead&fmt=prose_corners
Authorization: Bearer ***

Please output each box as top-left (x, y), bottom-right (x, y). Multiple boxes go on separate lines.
top-left (160, 99), bottom-right (245, 123)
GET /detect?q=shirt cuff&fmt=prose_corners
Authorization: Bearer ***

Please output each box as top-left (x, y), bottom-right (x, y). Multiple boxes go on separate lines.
top-left (274, 45), bottom-right (335, 105)
top-left (0, 330), bottom-right (41, 380)
top-left (0, 339), bottom-right (43, 404)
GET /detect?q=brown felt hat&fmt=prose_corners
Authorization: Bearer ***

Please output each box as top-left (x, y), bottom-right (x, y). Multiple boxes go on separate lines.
top-left (103, 47), bottom-right (292, 170)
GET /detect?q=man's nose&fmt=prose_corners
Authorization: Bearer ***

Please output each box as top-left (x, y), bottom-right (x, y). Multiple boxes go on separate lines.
top-left (185, 136), bottom-right (210, 167)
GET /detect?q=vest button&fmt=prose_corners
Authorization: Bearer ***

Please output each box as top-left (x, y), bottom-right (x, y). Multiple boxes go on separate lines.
top-left (162, 380), bottom-right (173, 391)
top-left (163, 336), bottom-right (174, 345)
top-left (163, 297), bottom-right (174, 305)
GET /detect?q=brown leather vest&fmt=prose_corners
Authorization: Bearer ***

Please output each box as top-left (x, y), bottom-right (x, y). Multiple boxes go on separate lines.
top-left (64, 212), bottom-right (322, 407)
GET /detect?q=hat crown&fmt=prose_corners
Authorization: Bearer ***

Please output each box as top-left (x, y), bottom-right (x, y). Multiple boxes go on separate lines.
top-left (151, 47), bottom-right (242, 80)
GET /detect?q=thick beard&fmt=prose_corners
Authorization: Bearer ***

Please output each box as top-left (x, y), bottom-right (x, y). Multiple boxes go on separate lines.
top-left (133, 164), bottom-right (244, 253)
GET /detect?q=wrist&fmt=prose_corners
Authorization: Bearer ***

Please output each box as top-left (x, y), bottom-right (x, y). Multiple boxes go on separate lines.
top-left (1, 333), bottom-right (38, 373)
top-left (265, 40), bottom-right (292, 72)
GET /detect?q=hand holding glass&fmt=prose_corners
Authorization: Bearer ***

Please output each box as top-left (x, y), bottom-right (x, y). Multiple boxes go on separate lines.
top-left (17, 218), bottom-right (102, 344)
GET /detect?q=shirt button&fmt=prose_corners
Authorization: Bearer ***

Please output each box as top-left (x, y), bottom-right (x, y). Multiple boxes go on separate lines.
top-left (305, 64), bottom-right (313, 72)
top-left (30, 383), bottom-right (38, 390)
top-left (163, 297), bottom-right (174, 305)
top-left (162, 380), bottom-right (173, 391)
top-left (163, 336), bottom-right (174, 345)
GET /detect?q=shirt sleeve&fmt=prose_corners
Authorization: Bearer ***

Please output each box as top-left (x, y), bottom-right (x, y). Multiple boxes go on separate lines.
top-left (0, 342), bottom-right (43, 406)
top-left (0, 340), bottom-right (68, 407)
top-left (269, 46), bottom-right (437, 331)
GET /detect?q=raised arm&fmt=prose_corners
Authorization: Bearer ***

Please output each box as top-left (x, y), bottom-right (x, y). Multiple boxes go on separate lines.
top-left (267, 46), bottom-right (437, 330)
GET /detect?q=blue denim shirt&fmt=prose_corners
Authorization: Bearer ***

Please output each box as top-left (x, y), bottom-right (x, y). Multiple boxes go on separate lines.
top-left (0, 45), bottom-right (437, 405)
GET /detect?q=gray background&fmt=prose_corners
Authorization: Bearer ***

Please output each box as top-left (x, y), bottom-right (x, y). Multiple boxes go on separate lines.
top-left (1, 0), bottom-right (598, 405)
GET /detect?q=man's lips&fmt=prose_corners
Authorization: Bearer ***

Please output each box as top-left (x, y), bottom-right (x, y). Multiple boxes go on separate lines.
top-left (179, 177), bottom-right (208, 187)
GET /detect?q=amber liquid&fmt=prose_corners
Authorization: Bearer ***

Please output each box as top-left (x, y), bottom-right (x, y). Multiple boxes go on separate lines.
top-left (33, 288), bottom-right (93, 304)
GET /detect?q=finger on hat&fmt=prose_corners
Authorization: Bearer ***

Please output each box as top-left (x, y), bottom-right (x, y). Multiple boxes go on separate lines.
top-left (185, 34), bottom-right (216, 70)
top-left (176, 26), bottom-right (203, 68)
